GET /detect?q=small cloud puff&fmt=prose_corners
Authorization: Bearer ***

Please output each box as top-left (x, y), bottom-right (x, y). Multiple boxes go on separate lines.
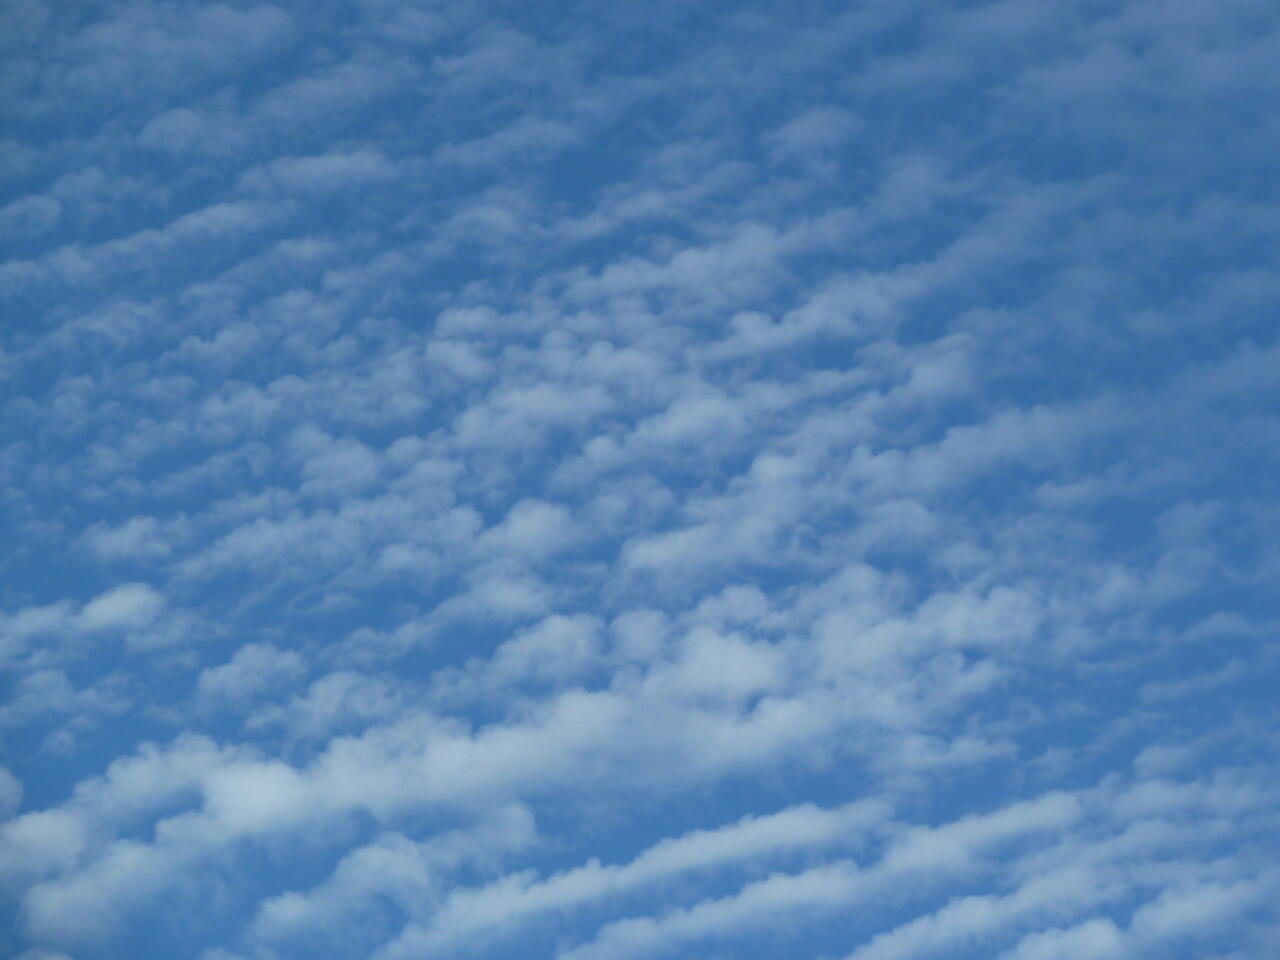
top-left (76, 584), bottom-right (165, 632)
top-left (198, 643), bottom-right (306, 710)
top-left (0, 766), bottom-right (22, 818)
top-left (767, 106), bottom-right (863, 162)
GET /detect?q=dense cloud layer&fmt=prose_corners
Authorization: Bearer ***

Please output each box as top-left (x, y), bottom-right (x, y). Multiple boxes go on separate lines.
top-left (1, 1), bottom-right (1278, 958)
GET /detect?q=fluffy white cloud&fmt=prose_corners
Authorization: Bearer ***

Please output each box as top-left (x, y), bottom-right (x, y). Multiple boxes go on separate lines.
top-left (197, 643), bottom-right (306, 711)
top-left (76, 584), bottom-right (165, 632)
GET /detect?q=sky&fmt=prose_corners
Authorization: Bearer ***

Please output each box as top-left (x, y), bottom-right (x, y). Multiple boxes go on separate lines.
top-left (1, 1), bottom-right (1278, 958)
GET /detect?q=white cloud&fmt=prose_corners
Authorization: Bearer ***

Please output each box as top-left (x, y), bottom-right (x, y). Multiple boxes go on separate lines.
top-left (555, 863), bottom-right (863, 960)
top-left (197, 643), bottom-right (306, 711)
top-left (137, 107), bottom-right (205, 152)
top-left (76, 584), bottom-right (165, 633)
top-left (254, 804), bottom-right (536, 943)
top-left (247, 670), bottom-right (400, 740)
top-left (378, 798), bottom-right (885, 958)
top-left (767, 106), bottom-right (863, 162)
top-left (0, 810), bottom-right (87, 890)
top-left (476, 499), bottom-right (575, 559)
top-left (0, 194), bottom-right (61, 239)
top-left (997, 919), bottom-right (1125, 960)
top-left (2, 1), bottom-right (1276, 958)
top-left (0, 766), bottom-right (22, 819)
top-left (238, 151), bottom-right (397, 195)
top-left (82, 516), bottom-right (171, 559)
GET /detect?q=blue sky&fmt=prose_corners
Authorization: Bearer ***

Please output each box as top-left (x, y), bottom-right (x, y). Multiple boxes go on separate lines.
top-left (1, 1), bottom-right (1278, 958)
